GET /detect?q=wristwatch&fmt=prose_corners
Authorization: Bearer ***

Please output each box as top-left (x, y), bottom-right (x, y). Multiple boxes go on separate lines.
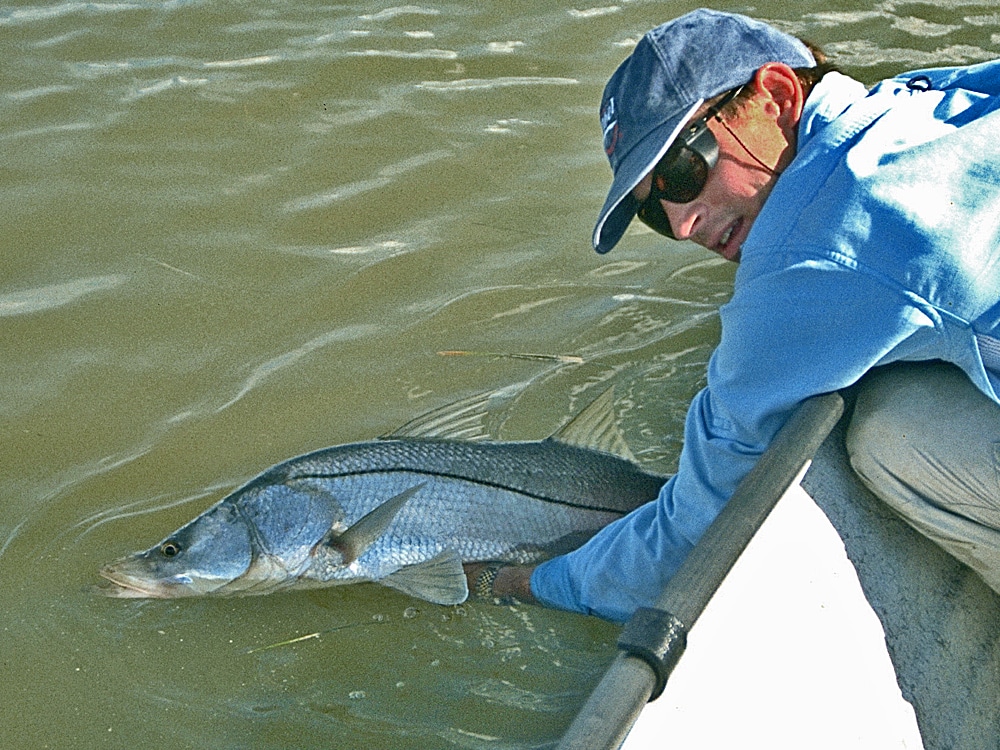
top-left (473, 563), bottom-right (508, 600)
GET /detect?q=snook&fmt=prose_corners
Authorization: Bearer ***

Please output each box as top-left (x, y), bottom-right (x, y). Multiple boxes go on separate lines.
top-left (99, 389), bottom-right (667, 605)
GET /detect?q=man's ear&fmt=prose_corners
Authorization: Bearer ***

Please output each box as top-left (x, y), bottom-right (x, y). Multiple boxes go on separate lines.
top-left (753, 62), bottom-right (805, 130)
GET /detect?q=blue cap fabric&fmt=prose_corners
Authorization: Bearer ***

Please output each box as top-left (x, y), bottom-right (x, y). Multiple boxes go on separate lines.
top-left (593, 9), bottom-right (815, 253)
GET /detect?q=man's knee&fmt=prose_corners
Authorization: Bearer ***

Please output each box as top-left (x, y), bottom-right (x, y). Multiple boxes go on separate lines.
top-left (844, 365), bottom-right (925, 502)
top-left (846, 361), bottom-right (1000, 523)
top-left (845, 363), bottom-right (1000, 594)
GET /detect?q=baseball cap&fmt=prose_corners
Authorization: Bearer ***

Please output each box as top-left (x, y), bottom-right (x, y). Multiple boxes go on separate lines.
top-left (593, 9), bottom-right (815, 253)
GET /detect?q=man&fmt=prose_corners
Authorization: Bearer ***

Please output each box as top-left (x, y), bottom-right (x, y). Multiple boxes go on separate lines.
top-left (470, 8), bottom-right (1000, 622)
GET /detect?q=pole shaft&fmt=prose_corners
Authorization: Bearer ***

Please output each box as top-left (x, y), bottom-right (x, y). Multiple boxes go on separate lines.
top-left (557, 392), bottom-right (844, 750)
top-left (660, 392), bottom-right (844, 624)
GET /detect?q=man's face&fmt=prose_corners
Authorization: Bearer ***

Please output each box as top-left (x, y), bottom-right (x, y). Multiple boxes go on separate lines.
top-left (633, 87), bottom-right (795, 262)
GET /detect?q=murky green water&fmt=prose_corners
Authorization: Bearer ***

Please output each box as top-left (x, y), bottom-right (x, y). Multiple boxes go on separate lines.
top-left (3, 2), bottom-right (998, 747)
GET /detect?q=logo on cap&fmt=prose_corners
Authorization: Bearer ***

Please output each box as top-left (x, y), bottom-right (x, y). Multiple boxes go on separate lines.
top-left (601, 97), bottom-right (620, 157)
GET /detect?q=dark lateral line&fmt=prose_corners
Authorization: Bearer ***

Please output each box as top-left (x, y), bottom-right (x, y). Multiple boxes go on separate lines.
top-left (277, 468), bottom-right (635, 516)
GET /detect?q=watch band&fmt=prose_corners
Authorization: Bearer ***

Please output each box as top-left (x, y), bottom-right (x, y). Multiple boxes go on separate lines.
top-left (473, 563), bottom-right (508, 600)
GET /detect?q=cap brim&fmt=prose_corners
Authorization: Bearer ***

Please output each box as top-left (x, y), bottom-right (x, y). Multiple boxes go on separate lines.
top-left (593, 192), bottom-right (637, 254)
top-left (592, 100), bottom-right (702, 254)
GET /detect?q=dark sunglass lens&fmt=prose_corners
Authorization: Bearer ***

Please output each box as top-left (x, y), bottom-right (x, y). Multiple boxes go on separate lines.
top-left (637, 196), bottom-right (676, 239)
top-left (635, 102), bottom-right (726, 240)
top-left (635, 144), bottom-right (707, 240)
top-left (659, 146), bottom-right (709, 203)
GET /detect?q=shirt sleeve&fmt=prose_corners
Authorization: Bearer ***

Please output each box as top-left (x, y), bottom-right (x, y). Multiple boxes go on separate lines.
top-left (530, 258), bottom-right (936, 622)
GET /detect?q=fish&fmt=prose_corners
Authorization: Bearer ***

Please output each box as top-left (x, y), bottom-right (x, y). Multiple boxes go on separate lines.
top-left (99, 387), bottom-right (667, 605)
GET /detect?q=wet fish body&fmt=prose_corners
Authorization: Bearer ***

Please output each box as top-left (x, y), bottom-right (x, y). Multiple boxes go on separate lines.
top-left (100, 391), bottom-right (667, 604)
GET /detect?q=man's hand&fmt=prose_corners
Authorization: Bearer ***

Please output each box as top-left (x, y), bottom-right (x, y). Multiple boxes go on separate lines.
top-left (464, 562), bottom-right (537, 604)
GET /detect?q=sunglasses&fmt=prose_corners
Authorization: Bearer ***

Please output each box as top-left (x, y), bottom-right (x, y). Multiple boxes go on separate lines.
top-left (636, 86), bottom-right (743, 240)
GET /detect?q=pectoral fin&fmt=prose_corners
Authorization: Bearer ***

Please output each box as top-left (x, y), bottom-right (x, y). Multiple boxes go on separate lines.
top-left (381, 549), bottom-right (469, 605)
top-left (321, 482), bottom-right (425, 564)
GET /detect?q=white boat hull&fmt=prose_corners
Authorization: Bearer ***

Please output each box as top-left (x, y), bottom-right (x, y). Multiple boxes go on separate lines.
top-left (625, 421), bottom-right (1000, 750)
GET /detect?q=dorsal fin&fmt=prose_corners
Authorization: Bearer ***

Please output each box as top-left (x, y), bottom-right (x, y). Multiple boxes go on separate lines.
top-left (384, 383), bottom-right (635, 461)
top-left (549, 387), bottom-right (635, 462)
top-left (383, 382), bottom-right (526, 441)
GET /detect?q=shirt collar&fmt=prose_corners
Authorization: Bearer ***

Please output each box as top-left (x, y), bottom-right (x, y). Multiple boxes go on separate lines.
top-left (797, 71), bottom-right (871, 153)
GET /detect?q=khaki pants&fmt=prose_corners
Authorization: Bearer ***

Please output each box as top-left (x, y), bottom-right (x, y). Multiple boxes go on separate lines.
top-left (846, 361), bottom-right (1000, 594)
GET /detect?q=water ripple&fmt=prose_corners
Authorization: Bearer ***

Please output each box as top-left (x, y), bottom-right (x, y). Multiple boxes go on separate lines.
top-left (0, 2), bottom-right (143, 26)
top-left (567, 7), bottom-right (621, 20)
top-left (2, 120), bottom-right (95, 142)
top-left (347, 48), bottom-right (457, 60)
top-left (0, 520), bottom-right (29, 562)
top-left (359, 6), bottom-right (441, 21)
top-left (965, 13), bottom-right (1000, 27)
top-left (204, 54), bottom-right (286, 69)
top-left (277, 240), bottom-right (408, 258)
top-left (216, 324), bottom-right (382, 413)
top-left (6, 84), bottom-right (76, 101)
top-left (0, 275), bottom-right (125, 317)
top-left (283, 149), bottom-right (454, 213)
top-left (892, 16), bottom-right (961, 38)
top-left (69, 56), bottom-right (192, 79)
top-left (827, 39), bottom-right (994, 68)
top-left (68, 482), bottom-right (227, 542)
top-left (799, 10), bottom-right (886, 27)
top-left (126, 75), bottom-right (209, 100)
top-left (416, 77), bottom-right (578, 92)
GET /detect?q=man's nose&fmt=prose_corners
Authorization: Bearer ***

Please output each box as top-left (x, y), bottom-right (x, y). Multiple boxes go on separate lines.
top-left (663, 199), bottom-right (703, 241)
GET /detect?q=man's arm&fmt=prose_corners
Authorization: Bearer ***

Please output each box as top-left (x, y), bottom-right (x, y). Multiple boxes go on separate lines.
top-left (464, 562), bottom-right (536, 603)
top-left (525, 263), bottom-right (932, 622)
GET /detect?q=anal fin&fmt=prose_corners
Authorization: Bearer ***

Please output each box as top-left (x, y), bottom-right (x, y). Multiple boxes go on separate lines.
top-left (381, 549), bottom-right (469, 605)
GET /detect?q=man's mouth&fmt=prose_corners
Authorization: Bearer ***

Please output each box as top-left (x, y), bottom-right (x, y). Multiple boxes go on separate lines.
top-left (716, 217), bottom-right (744, 260)
top-left (719, 223), bottom-right (736, 247)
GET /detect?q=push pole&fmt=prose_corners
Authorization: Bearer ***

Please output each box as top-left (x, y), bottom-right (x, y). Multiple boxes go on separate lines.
top-left (556, 391), bottom-right (845, 750)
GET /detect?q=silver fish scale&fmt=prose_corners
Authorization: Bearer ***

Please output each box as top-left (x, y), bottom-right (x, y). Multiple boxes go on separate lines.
top-left (294, 470), bottom-right (629, 583)
top-left (233, 438), bottom-right (666, 587)
top-left (260, 437), bottom-right (665, 514)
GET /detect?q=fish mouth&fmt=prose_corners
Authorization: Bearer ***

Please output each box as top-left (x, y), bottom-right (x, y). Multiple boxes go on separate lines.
top-left (97, 564), bottom-right (190, 599)
top-left (95, 578), bottom-right (159, 599)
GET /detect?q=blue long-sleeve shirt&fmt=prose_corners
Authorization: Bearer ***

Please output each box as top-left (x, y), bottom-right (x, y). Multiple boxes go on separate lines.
top-left (532, 62), bottom-right (1000, 622)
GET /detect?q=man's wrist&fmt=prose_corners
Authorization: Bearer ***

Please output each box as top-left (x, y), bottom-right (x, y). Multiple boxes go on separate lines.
top-left (493, 564), bottom-right (536, 602)
top-left (467, 563), bottom-right (537, 603)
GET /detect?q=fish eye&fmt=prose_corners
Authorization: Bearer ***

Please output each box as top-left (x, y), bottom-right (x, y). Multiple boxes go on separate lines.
top-left (160, 541), bottom-right (182, 557)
